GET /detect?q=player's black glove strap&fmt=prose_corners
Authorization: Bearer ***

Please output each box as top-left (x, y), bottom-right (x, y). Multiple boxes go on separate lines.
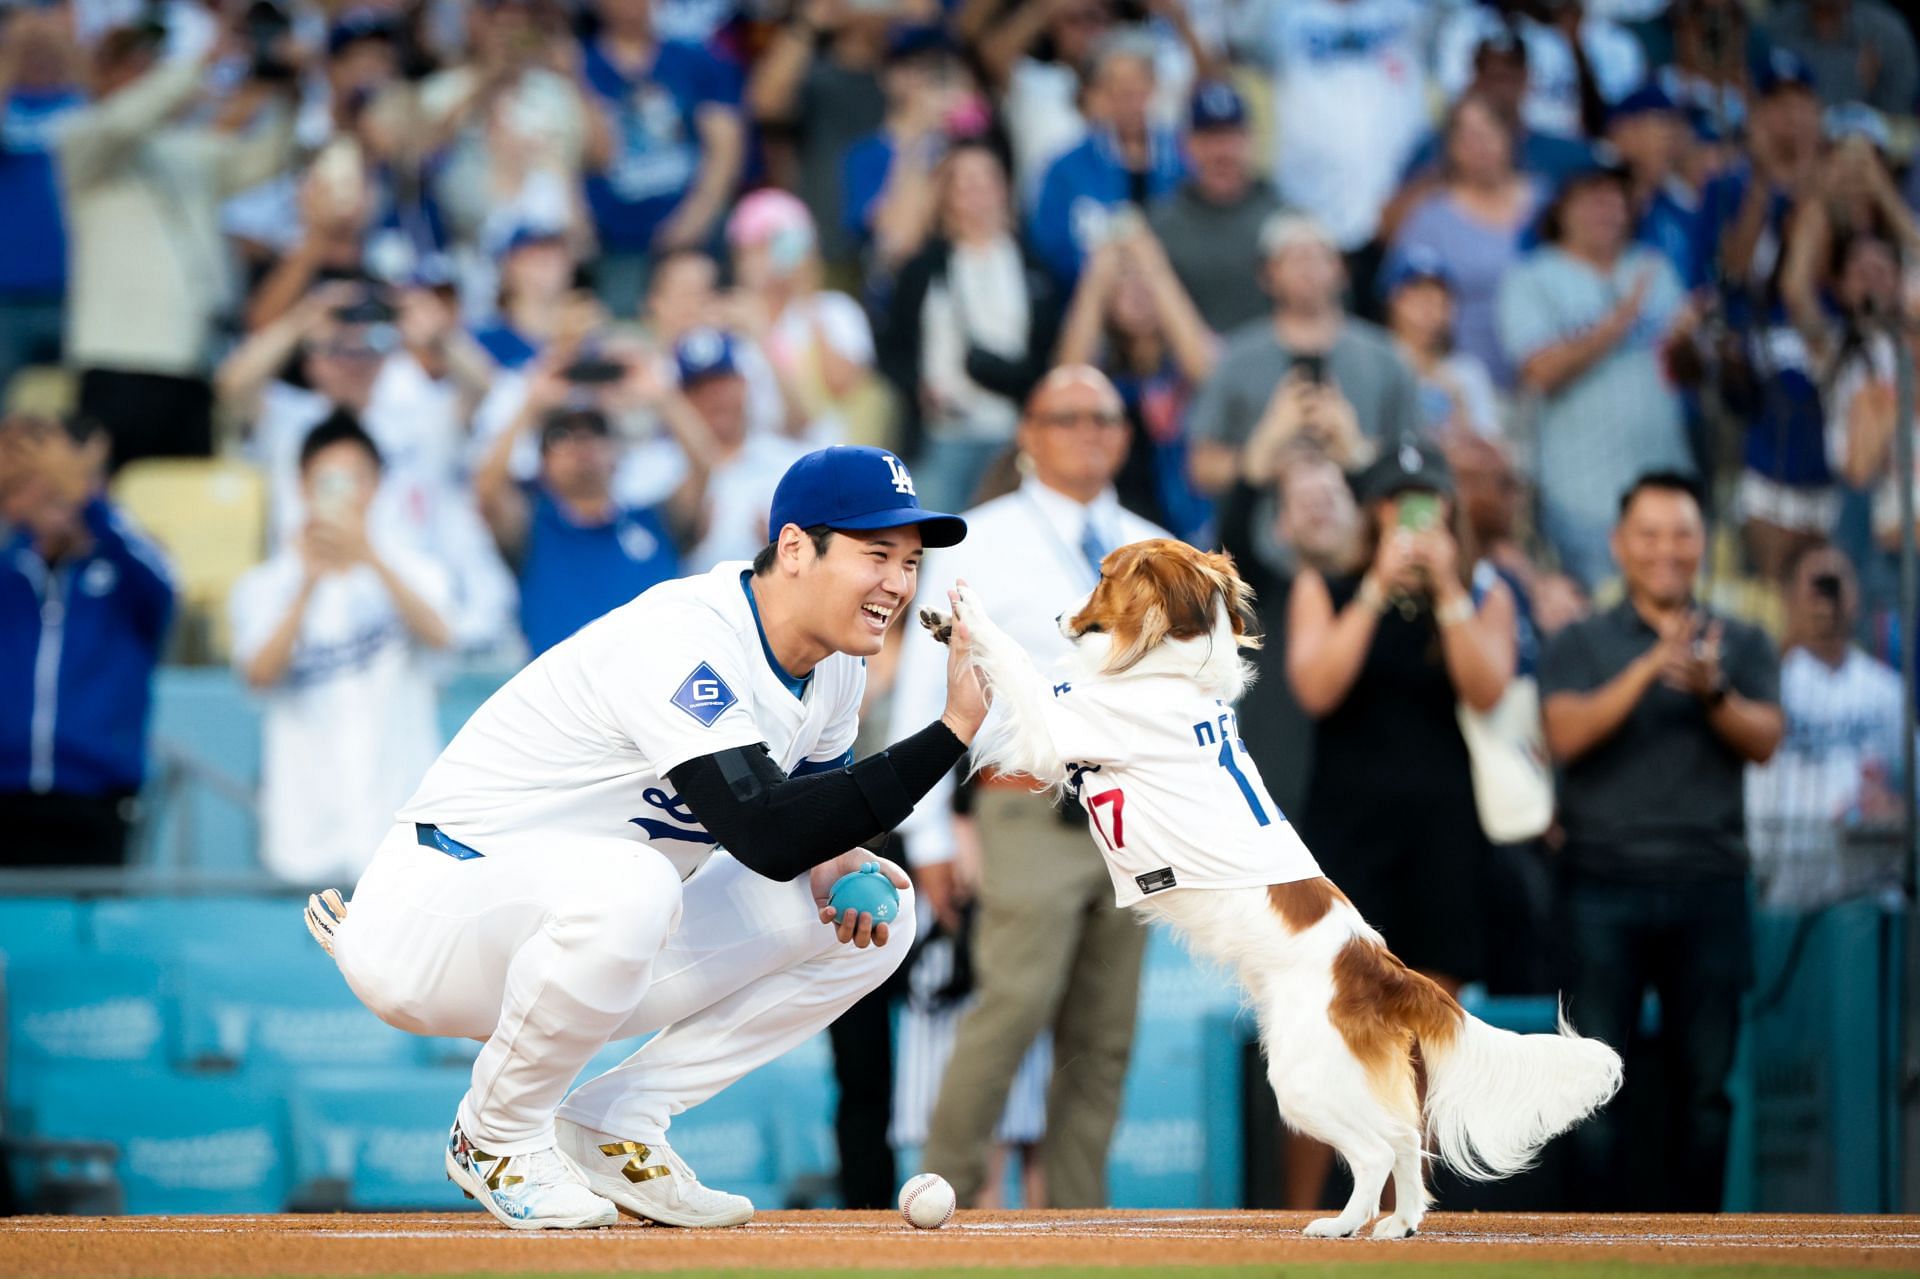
top-left (667, 720), bottom-right (967, 882)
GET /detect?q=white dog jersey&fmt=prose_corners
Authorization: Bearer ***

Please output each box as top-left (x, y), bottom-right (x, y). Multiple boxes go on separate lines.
top-left (398, 561), bottom-right (864, 880)
top-left (1039, 675), bottom-right (1323, 908)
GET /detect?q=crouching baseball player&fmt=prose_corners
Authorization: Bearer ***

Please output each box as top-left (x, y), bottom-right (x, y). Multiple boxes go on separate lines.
top-left (303, 447), bottom-right (987, 1230)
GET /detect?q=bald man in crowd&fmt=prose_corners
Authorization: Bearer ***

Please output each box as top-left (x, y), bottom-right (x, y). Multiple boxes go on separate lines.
top-left (891, 366), bottom-right (1170, 1207)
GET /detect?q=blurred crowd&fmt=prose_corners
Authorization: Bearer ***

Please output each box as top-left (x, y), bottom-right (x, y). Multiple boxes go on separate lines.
top-left (0, 0), bottom-right (1917, 1218)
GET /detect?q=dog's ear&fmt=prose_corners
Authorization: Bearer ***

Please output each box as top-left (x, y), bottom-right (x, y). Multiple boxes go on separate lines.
top-left (1207, 551), bottom-right (1263, 650)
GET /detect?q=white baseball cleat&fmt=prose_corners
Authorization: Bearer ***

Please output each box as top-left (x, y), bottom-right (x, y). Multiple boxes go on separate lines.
top-left (445, 1121), bottom-right (618, 1230)
top-left (554, 1117), bottom-right (755, 1227)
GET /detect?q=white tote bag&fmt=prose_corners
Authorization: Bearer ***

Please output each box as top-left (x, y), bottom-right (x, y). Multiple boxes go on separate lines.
top-left (1456, 674), bottom-right (1555, 845)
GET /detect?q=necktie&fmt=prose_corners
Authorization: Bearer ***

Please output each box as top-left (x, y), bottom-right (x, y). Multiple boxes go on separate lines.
top-left (1080, 518), bottom-right (1109, 579)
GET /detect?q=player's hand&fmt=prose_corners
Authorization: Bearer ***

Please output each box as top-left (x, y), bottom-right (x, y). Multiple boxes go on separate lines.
top-left (812, 850), bottom-right (912, 948)
top-left (940, 584), bottom-right (990, 746)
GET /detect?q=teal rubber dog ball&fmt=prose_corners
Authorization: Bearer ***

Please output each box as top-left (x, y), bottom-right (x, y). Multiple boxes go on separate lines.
top-left (829, 862), bottom-right (900, 924)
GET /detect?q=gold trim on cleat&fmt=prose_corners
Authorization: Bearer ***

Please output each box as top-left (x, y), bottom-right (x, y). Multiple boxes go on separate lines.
top-left (598, 1139), bottom-right (673, 1184)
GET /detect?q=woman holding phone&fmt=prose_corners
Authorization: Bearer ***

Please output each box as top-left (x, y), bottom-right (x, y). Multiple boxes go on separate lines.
top-left (1284, 441), bottom-right (1516, 995)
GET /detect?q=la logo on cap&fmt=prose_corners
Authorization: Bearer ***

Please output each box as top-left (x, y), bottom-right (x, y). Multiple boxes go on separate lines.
top-left (883, 453), bottom-right (916, 497)
top-left (1399, 442), bottom-right (1422, 473)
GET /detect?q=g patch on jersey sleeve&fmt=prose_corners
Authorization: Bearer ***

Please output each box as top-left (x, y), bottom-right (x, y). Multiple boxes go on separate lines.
top-left (671, 662), bottom-right (739, 726)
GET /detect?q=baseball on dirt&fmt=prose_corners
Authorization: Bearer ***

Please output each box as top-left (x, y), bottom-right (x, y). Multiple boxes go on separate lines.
top-left (897, 1172), bottom-right (956, 1229)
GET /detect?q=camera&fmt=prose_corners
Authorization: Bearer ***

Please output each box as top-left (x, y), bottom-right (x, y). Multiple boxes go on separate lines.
top-left (332, 289), bottom-right (398, 326)
top-left (1812, 573), bottom-right (1843, 603)
top-left (244, 0), bottom-right (298, 83)
top-left (561, 355), bottom-right (630, 385)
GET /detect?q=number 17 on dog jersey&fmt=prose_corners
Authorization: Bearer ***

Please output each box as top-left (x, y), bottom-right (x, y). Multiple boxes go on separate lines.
top-left (1044, 682), bottom-right (1323, 910)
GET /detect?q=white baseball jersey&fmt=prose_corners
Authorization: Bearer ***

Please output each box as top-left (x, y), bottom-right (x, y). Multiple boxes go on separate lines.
top-left (1236, 0), bottom-right (1430, 249)
top-left (1041, 675), bottom-right (1322, 908)
top-left (398, 561), bottom-right (864, 879)
top-left (230, 539), bottom-right (452, 884)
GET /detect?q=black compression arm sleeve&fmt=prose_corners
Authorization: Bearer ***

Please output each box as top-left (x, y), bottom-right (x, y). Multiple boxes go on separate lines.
top-left (666, 719), bottom-right (968, 881)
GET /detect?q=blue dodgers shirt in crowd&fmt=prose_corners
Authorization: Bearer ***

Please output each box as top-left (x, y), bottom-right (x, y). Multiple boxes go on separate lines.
top-left (1028, 129), bottom-right (1186, 285)
top-left (581, 37), bottom-right (743, 252)
top-left (517, 488), bottom-right (681, 656)
top-left (0, 499), bottom-right (174, 797)
top-left (0, 86), bottom-right (86, 295)
top-left (469, 322), bottom-right (540, 371)
top-left (839, 133), bottom-right (895, 244)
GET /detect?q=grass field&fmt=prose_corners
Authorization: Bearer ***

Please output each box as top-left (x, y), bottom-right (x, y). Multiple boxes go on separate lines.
top-left (6, 1211), bottom-right (1919, 1279)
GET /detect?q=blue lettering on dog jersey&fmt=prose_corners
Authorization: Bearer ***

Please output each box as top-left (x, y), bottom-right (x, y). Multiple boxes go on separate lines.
top-left (671, 662), bottom-right (738, 726)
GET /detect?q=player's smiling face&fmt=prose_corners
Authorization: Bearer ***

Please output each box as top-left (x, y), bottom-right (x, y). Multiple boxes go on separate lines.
top-left (808, 527), bottom-right (924, 656)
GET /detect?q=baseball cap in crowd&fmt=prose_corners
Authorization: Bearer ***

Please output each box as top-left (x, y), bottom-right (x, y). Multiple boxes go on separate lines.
top-left (1754, 49), bottom-right (1817, 98)
top-left (327, 9), bottom-right (399, 56)
top-left (1607, 82), bottom-right (1679, 128)
top-left (1377, 245), bottom-right (1454, 301)
top-left (1825, 101), bottom-right (1891, 151)
top-left (886, 24), bottom-right (951, 64)
top-left (1189, 81), bottom-right (1246, 132)
top-left (726, 188), bottom-right (817, 275)
top-left (1472, 25), bottom-right (1527, 66)
top-left (675, 328), bottom-right (741, 386)
top-left (400, 251), bottom-right (457, 291)
top-left (498, 223), bottom-right (568, 257)
top-left (769, 447), bottom-right (967, 548)
top-left (1357, 440), bottom-right (1454, 505)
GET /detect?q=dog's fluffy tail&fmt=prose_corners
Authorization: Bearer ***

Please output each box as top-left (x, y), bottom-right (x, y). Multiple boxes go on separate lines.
top-left (1417, 996), bottom-right (1624, 1181)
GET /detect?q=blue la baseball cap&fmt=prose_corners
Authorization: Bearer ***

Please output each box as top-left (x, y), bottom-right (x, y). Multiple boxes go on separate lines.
top-left (1189, 81), bottom-right (1247, 132)
top-left (1755, 49), bottom-right (1817, 98)
top-left (675, 327), bottom-right (740, 386)
top-left (1607, 82), bottom-right (1678, 127)
top-left (1378, 244), bottom-right (1454, 300)
top-left (769, 447), bottom-right (967, 548)
top-left (498, 222), bottom-right (568, 258)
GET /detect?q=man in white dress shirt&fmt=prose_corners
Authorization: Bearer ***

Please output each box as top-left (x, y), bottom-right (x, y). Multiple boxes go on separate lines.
top-left (892, 365), bottom-right (1168, 1208)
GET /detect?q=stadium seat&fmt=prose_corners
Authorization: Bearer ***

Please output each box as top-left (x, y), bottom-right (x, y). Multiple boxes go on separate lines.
top-left (286, 1067), bottom-right (471, 1210)
top-left (4, 364), bottom-right (75, 418)
top-left (15, 1064), bottom-right (290, 1214)
top-left (109, 457), bottom-right (267, 662)
top-left (169, 942), bottom-right (415, 1071)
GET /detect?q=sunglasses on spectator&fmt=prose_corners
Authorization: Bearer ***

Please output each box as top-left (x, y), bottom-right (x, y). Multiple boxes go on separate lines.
top-left (1035, 408), bottom-right (1127, 429)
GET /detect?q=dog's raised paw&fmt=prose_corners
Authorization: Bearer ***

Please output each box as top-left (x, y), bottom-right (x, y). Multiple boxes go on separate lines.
top-left (919, 609), bottom-right (953, 644)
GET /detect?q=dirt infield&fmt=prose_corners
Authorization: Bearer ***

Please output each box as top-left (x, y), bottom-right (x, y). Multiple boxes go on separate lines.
top-left (4, 1211), bottom-right (1918, 1278)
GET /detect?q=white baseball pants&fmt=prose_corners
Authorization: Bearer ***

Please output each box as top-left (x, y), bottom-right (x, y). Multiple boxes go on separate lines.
top-left (332, 820), bottom-right (915, 1156)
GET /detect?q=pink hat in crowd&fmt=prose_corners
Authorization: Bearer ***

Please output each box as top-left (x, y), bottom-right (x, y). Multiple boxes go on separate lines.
top-left (726, 188), bottom-right (816, 246)
top-left (726, 188), bottom-right (817, 275)
top-left (727, 188), bottom-right (818, 248)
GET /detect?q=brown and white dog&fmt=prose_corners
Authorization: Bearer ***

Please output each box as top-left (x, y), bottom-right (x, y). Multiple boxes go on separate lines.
top-left (924, 539), bottom-right (1621, 1239)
